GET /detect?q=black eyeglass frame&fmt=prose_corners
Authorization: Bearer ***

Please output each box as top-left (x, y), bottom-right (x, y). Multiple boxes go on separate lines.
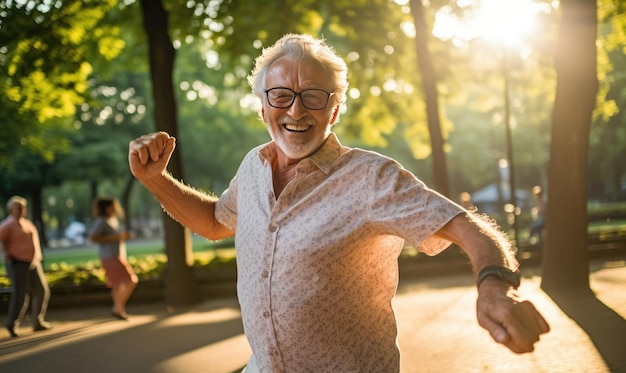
top-left (264, 87), bottom-right (335, 110)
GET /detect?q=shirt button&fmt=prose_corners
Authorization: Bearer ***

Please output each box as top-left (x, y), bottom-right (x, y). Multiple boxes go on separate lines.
top-left (261, 270), bottom-right (269, 278)
top-left (268, 224), bottom-right (277, 232)
top-left (263, 311), bottom-right (270, 318)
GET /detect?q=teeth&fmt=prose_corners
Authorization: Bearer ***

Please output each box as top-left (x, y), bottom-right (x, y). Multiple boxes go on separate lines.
top-left (285, 123), bottom-right (310, 132)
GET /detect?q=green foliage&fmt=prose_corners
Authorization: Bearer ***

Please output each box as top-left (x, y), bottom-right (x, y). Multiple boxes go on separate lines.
top-left (0, 0), bottom-right (123, 168)
top-left (589, 0), bottom-right (626, 201)
top-left (46, 261), bottom-right (108, 286)
top-left (36, 254), bottom-right (167, 287)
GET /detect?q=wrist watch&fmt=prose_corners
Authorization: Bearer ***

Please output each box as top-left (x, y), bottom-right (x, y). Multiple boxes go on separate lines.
top-left (476, 265), bottom-right (520, 289)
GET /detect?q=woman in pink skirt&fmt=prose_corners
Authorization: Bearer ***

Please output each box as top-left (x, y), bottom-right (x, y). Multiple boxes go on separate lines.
top-left (88, 197), bottom-right (138, 320)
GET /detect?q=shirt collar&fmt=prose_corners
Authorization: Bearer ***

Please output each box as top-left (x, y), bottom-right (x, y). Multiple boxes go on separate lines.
top-left (258, 133), bottom-right (345, 174)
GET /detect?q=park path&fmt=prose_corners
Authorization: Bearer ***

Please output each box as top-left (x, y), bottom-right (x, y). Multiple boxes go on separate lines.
top-left (1, 256), bottom-right (625, 372)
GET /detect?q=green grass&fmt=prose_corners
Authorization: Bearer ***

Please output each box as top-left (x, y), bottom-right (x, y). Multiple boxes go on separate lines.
top-left (588, 219), bottom-right (626, 240)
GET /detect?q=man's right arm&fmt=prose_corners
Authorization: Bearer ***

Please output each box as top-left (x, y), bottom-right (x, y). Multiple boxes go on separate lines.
top-left (435, 213), bottom-right (549, 353)
top-left (128, 132), bottom-right (234, 240)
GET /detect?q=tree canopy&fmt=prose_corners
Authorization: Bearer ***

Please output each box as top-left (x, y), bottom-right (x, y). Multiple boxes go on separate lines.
top-left (0, 0), bottom-right (125, 167)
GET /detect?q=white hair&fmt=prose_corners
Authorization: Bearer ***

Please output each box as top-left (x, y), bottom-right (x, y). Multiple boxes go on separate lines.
top-left (248, 33), bottom-right (349, 116)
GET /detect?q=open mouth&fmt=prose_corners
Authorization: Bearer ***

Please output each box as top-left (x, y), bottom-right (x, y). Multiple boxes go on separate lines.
top-left (284, 123), bottom-right (311, 132)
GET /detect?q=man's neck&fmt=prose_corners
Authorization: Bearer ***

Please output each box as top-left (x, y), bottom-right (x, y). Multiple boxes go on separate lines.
top-left (271, 154), bottom-right (299, 198)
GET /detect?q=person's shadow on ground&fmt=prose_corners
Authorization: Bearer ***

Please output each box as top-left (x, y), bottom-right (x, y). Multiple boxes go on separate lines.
top-left (545, 287), bottom-right (626, 372)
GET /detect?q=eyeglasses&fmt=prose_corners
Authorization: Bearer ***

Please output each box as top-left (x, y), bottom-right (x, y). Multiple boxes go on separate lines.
top-left (265, 87), bottom-right (334, 110)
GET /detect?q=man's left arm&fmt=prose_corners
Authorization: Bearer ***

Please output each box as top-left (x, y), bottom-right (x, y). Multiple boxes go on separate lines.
top-left (435, 213), bottom-right (550, 353)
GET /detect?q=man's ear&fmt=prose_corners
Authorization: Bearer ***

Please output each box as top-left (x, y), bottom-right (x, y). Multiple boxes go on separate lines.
top-left (261, 107), bottom-right (268, 124)
top-left (330, 105), bottom-right (340, 125)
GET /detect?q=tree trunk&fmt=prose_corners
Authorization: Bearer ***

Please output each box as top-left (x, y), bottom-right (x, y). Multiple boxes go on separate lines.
top-left (409, 0), bottom-right (450, 197)
top-left (90, 180), bottom-right (98, 206)
top-left (121, 174), bottom-right (135, 231)
top-left (31, 185), bottom-right (46, 248)
top-left (140, 0), bottom-right (199, 306)
top-left (541, 0), bottom-right (597, 293)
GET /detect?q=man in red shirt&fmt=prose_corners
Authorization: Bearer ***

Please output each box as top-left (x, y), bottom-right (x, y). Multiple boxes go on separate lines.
top-left (0, 196), bottom-right (52, 337)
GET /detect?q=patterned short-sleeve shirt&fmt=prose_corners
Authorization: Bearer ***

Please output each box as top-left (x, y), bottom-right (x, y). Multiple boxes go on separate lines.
top-left (215, 133), bottom-right (464, 373)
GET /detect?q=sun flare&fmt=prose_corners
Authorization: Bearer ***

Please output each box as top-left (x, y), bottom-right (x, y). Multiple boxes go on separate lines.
top-left (433, 0), bottom-right (539, 47)
top-left (473, 0), bottom-right (538, 46)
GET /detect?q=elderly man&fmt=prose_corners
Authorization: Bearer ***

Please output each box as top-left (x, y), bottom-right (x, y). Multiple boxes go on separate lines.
top-left (0, 196), bottom-right (52, 337)
top-left (129, 34), bottom-right (549, 372)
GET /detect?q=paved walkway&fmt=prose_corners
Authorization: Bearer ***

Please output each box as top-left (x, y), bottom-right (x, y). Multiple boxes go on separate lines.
top-left (1, 258), bottom-right (625, 373)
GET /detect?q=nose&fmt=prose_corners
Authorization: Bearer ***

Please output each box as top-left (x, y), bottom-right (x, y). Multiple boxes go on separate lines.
top-left (286, 95), bottom-right (308, 120)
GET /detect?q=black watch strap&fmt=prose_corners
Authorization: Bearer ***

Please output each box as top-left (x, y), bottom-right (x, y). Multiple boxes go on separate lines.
top-left (476, 265), bottom-right (520, 289)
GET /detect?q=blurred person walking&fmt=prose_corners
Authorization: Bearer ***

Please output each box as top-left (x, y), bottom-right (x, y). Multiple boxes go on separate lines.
top-left (88, 197), bottom-right (138, 320)
top-left (0, 196), bottom-right (52, 337)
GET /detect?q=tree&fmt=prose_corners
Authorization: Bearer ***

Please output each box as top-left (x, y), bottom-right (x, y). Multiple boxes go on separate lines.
top-left (541, 0), bottom-right (598, 293)
top-left (409, 0), bottom-right (450, 196)
top-left (139, 0), bottom-right (199, 306)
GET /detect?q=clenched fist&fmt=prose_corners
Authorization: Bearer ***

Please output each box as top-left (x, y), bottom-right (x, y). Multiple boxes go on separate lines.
top-left (476, 279), bottom-right (550, 353)
top-left (128, 132), bottom-right (176, 182)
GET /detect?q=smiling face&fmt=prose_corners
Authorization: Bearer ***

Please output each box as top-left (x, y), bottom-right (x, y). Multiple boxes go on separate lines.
top-left (261, 56), bottom-right (340, 162)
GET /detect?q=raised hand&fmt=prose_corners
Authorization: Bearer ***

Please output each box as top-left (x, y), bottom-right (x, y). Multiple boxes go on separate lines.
top-left (128, 132), bottom-right (176, 182)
